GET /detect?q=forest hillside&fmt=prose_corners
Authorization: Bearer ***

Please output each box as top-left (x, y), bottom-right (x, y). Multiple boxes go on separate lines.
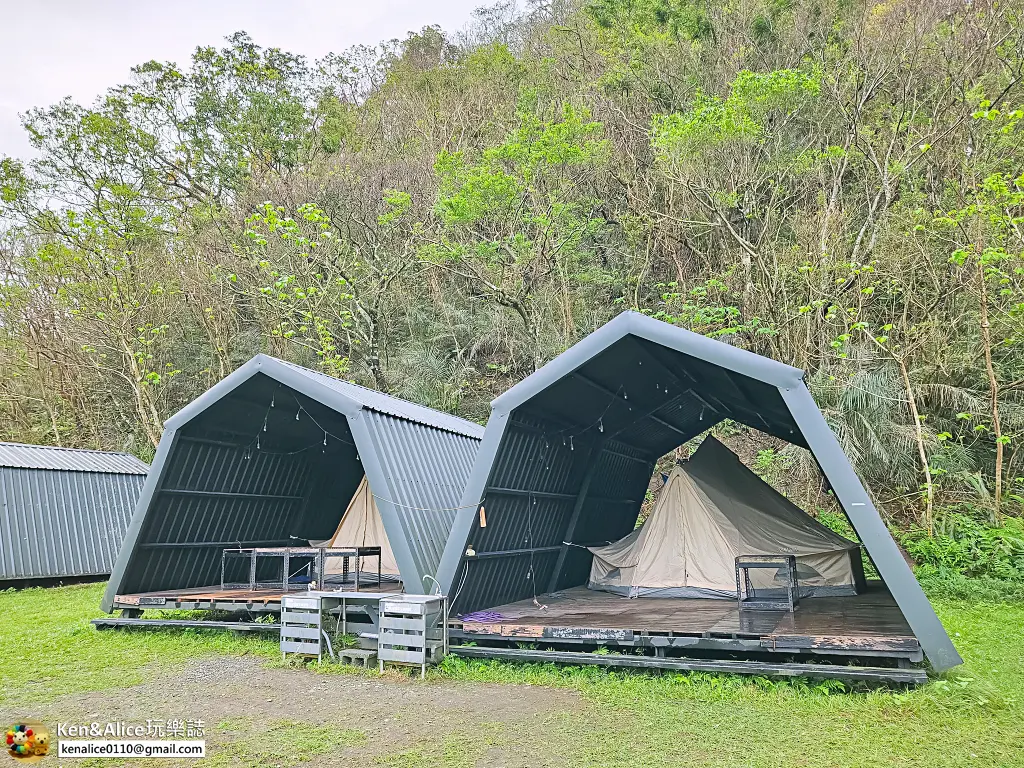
top-left (1, 0), bottom-right (1022, 578)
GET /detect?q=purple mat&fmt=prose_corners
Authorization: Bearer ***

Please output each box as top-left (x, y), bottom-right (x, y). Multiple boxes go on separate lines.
top-left (458, 611), bottom-right (505, 623)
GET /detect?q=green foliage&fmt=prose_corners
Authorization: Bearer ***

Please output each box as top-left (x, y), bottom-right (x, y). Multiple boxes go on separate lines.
top-left (1, 2), bottom-right (1023, 537)
top-left (652, 277), bottom-right (774, 337)
top-left (587, 0), bottom-right (717, 42)
top-left (429, 104), bottom-right (609, 364)
top-left (652, 69), bottom-right (819, 162)
top-left (899, 512), bottom-right (1024, 580)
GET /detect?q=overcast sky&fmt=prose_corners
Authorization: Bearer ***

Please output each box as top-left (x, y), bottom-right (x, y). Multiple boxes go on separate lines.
top-left (0, 0), bottom-right (484, 159)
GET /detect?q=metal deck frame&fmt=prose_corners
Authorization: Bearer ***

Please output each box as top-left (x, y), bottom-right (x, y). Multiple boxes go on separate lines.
top-left (448, 646), bottom-right (928, 685)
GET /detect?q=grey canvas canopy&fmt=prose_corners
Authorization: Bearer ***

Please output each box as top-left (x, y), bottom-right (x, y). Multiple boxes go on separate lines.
top-left (588, 436), bottom-right (861, 599)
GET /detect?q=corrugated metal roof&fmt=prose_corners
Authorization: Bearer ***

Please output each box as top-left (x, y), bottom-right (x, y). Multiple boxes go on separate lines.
top-left (1, 466), bottom-right (146, 580)
top-left (0, 442), bottom-right (149, 474)
top-left (274, 358), bottom-right (485, 439)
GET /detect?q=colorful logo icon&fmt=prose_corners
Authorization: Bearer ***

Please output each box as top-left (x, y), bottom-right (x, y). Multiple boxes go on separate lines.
top-left (5, 721), bottom-right (49, 762)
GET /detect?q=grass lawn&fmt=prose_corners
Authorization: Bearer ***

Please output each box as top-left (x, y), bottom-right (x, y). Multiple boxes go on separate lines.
top-left (2, 582), bottom-right (1022, 767)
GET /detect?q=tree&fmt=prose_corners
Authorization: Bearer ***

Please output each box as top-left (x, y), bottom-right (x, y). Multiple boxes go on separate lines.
top-left (427, 104), bottom-right (609, 370)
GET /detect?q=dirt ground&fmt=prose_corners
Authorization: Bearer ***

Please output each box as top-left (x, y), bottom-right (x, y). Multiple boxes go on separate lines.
top-left (14, 656), bottom-right (582, 767)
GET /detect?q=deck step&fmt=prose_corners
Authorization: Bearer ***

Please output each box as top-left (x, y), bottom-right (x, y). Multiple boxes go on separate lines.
top-left (448, 645), bottom-right (927, 685)
top-left (92, 618), bottom-right (279, 633)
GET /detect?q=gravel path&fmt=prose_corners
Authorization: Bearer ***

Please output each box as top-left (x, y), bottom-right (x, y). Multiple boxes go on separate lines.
top-left (11, 656), bottom-right (581, 766)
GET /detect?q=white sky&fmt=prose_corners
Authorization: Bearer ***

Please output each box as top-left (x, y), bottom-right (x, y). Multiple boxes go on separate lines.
top-left (0, 0), bottom-right (484, 159)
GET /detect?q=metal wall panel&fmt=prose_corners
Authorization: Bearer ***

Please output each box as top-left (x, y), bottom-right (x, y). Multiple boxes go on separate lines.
top-left (365, 410), bottom-right (482, 589)
top-left (0, 467), bottom-right (146, 580)
top-left (450, 413), bottom-right (603, 612)
top-left (118, 434), bottom-right (315, 594)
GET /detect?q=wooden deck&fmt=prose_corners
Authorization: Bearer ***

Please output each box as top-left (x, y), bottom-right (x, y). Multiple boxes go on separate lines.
top-left (450, 583), bottom-right (921, 660)
top-left (113, 582), bottom-right (396, 612)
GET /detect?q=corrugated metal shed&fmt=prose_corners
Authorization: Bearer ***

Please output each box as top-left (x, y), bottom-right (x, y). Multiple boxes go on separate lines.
top-left (102, 355), bottom-right (482, 611)
top-left (436, 311), bottom-right (962, 673)
top-left (0, 444), bottom-right (148, 581)
top-left (0, 443), bottom-right (149, 474)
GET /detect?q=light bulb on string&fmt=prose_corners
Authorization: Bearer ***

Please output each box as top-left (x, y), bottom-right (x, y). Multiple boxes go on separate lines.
top-left (295, 409), bottom-right (300, 421)
top-left (598, 418), bottom-right (604, 433)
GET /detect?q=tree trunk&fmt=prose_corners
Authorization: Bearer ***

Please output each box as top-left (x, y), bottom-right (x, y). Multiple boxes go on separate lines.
top-left (898, 357), bottom-right (934, 534)
top-left (977, 260), bottom-right (1003, 523)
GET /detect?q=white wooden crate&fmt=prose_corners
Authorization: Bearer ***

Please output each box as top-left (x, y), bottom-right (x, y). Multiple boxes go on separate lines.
top-left (280, 595), bottom-right (324, 660)
top-left (378, 595), bottom-right (447, 678)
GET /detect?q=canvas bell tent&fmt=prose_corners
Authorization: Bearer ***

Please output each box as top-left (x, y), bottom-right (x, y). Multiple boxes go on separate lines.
top-left (313, 476), bottom-right (401, 581)
top-left (102, 355), bottom-right (482, 615)
top-left (440, 312), bottom-right (961, 676)
top-left (588, 436), bottom-right (864, 599)
top-left (1, 443), bottom-right (148, 583)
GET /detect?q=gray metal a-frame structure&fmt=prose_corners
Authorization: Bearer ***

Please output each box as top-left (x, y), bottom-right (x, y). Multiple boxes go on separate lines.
top-left (102, 355), bottom-right (482, 612)
top-left (437, 312), bottom-right (961, 672)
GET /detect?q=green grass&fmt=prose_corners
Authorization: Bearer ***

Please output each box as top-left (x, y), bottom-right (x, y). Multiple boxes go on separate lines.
top-left (209, 717), bottom-right (366, 767)
top-left (0, 582), bottom-right (277, 706)
top-left (430, 600), bottom-right (1024, 767)
top-left (3, 582), bottom-right (1023, 766)
top-left (373, 726), bottom-right (507, 768)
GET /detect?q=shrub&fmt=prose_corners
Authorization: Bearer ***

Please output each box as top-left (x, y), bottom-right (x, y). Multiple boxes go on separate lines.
top-left (897, 512), bottom-right (1024, 581)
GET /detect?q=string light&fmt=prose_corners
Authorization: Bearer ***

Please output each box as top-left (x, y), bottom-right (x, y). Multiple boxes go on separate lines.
top-left (233, 387), bottom-right (356, 457)
top-left (543, 383), bottom-right (626, 447)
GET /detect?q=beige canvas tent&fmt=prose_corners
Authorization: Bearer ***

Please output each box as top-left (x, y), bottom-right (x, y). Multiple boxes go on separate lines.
top-left (313, 476), bottom-right (401, 583)
top-left (588, 436), bottom-right (862, 599)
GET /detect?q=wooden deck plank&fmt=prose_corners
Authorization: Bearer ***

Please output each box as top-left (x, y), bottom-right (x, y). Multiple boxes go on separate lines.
top-left (453, 584), bottom-right (917, 648)
top-left (114, 582), bottom-right (395, 606)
